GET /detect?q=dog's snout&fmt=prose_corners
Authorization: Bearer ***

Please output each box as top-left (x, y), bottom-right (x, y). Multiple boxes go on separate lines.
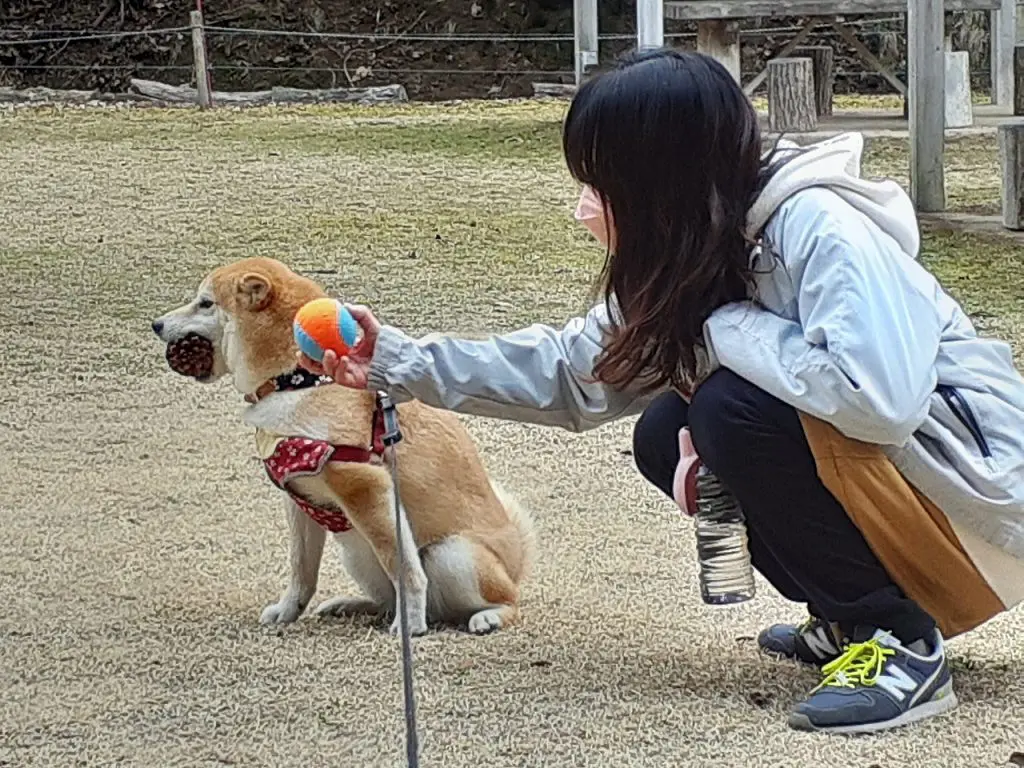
top-left (151, 319), bottom-right (164, 336)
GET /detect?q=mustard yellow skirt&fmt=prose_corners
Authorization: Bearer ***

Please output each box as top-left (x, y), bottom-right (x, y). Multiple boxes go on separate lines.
top-left (798, 414), bottom-right (1005, 639)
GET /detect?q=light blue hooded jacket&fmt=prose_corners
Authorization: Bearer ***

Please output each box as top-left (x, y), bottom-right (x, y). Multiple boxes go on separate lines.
top-left (367, 133), bottom-right (1024, 611)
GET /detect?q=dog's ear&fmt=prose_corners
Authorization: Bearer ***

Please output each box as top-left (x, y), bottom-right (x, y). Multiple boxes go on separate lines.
top-left (237, 272), bottom-right (273, 311)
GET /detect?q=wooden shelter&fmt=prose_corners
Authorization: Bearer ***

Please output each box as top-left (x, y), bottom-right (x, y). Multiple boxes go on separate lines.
top-left (571, 0), bottom-right (1018, 212)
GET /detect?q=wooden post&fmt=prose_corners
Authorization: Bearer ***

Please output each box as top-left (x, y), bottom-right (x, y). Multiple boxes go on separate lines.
top-left (907, 0), bottom-right (946, 212)
top-left (698, 21), bottom-right (741, 85)
top-left (768, 57), bottom-right (817, 133)
top-left (944, 50), bottom-right (973, 128)
top-left (991, 0), bottom-right (1017, 109)
top-left (998, 119), bottom-right (1024, 229)
top-left (1014, 43), bottom-right (1024, 116)
top-left (573, 0), bottom-right (599, 86)
top-left (190, 10), bottom-right (212, 108)
top-left (793, 45), bottom-right (835, 117)
top-left (636, 0), bottom-right (664, 50)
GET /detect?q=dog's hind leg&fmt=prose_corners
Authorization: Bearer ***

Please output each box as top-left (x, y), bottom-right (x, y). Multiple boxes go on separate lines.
top-left (314, 594), bottom-right (382, 617)
top-left (320, 463), bottom-right (430, 637)
top-left (423, 536), bottom-right (520, 635)
top-left (260, 497), bottom-right (327, 625)
top-left (314, 530), bottom-right (392, 619)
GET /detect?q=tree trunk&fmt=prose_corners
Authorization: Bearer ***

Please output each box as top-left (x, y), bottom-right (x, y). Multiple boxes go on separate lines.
top-left (767, 57), bottom-right (817, 133)
top-left (793, 45), bottom-right (834, 117)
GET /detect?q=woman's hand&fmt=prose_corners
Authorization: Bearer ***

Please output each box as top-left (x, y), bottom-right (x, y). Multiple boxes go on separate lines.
top-left (296, 304), bottom-right (382, 389)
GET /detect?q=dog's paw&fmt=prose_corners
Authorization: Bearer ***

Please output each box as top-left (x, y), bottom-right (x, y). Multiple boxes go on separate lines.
top-left (259, 597), bottom-right (306, 625)
top-left (389, 613), bottom-right (429, 638)
top-left (467, 608), bottom-right (504, 635)
top-left (314, 595), bottom-right (381, 618)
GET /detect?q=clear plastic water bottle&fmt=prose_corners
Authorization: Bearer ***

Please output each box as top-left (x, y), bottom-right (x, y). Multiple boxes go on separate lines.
top-left (694, 467), bottom-right (756, 605)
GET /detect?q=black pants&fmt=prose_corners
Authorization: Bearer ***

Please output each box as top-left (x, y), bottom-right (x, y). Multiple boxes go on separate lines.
top-left (633, 369), bottom-right (936, 645)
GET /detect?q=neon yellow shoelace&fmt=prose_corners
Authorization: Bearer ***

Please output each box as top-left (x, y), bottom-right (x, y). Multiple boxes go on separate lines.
top-left (814, 637), bottom-right (896, 691)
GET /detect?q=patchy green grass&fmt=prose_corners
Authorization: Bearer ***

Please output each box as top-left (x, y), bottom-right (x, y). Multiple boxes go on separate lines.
top-left (0, 98), bottom-right (1007, 331)
top-left (0, 98), bottom-right (1015, 403)
top-left (866, 134), bottom-right (1001, 214)
top-left (921, 232), bottom-right (1024, 354)
top-left (0, 99), bottom-right (1012, 368)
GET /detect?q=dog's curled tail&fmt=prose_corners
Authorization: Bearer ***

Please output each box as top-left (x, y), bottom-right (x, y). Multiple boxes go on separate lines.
top-left (490, 481), bottom-right (537, 582)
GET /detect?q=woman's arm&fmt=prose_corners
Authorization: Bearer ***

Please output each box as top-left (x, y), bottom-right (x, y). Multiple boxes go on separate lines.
top-left (367, 302), bottom-right (659, 432)
top-left (704, 187), bottom-right (942, 446)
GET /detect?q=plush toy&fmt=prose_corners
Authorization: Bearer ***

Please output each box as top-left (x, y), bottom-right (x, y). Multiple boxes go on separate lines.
top-left (293, 298), bottom-right (360, 363)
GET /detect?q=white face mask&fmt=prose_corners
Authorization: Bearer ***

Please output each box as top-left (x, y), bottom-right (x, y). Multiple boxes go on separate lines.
top-left (573, 184), bottom-right (616, 250)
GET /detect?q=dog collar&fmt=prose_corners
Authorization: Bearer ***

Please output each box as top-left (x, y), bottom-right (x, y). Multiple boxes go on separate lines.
top-left (245, 368), bottom-right (333, 404)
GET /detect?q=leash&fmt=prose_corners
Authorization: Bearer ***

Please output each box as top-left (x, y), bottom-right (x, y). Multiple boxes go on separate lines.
top-left (378, 392), bottom-right (420, 768)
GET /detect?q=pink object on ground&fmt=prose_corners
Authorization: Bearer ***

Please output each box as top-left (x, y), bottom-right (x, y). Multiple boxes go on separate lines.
top-left (672, 427), bottom-right (702, 517)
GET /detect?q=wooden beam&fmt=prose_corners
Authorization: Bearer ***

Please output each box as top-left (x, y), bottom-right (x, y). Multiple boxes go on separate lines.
top-left (637, 0), bottom-right (664, 49)
top-left (697, 21), bottom-right (741, 83)
top-left (743, 20), bottom-right (815, 95)
top-left (665, 0), bottom-right (1000, 20)
top-left (573, 0), bottom-right (599, 86)
top-left (907, 0), bottom-right (946, 212)
top-left (830, 21), bottom-right (907, 95)
top-left (991, 0), bottom-right (1018, 108)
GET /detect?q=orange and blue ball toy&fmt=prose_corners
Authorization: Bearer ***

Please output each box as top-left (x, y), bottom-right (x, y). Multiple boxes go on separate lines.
top-left (293, 298), bottom-right (360, 363)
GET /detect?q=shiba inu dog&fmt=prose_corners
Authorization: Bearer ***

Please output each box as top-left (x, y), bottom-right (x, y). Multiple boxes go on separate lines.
top-left (152, 257), bottom-right (535, 636)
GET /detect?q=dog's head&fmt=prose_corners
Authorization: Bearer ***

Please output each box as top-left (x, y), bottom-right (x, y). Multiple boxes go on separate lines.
top-left (152, 257), bottom-right (327, 396)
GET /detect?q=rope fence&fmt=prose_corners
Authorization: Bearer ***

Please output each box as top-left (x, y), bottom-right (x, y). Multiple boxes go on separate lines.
top-left (0, 27), bottom-right (191, 45)
top-left (11, 63), bottom-right (988, 78)
top-left (0, 16), bottom-right (908, 45)
top-left (0, 12), bottom-right (992, 102)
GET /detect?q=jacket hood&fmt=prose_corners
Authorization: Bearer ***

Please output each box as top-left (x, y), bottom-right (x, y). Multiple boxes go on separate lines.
top-left (746, 132), bottom-right (920, 259)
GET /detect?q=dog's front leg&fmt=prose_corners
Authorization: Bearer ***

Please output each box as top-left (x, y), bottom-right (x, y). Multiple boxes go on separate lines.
top-left (260, 497), bottom-right (326, 625)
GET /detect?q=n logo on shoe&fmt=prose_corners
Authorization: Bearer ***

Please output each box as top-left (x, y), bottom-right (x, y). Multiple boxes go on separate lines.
top-left (875, 665), bottom-right (919, 701)
top-left (804, 627), bottom-right (839, 659)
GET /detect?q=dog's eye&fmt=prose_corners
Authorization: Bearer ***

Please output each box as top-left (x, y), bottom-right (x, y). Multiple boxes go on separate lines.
top-left (197, 298), bottom-right (214, 310)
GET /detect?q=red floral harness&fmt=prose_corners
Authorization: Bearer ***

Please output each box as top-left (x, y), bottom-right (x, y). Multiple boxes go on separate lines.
top-left (253, 370), bottom-right (387, 533)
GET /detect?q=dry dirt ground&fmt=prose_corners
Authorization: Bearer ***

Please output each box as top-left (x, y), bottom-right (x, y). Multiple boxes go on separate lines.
top-left (1, 98), bottom-right (1022, 768)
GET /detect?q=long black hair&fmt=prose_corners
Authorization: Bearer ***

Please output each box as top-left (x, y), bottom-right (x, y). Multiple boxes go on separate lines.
top-left (563, 48), bottom-right (769, 393)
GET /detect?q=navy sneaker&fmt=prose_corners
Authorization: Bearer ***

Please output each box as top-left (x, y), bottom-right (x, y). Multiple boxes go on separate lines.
top-left (788, 628), bottom-right (958, 734)
top-left (758, 616), bottom-right (846, 667)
